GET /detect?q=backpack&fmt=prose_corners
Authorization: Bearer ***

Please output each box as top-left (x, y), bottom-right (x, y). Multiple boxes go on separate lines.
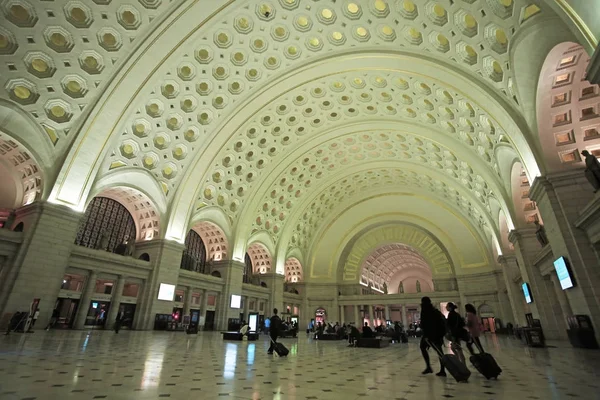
top-left (433, 309), bottom-right (447, 337)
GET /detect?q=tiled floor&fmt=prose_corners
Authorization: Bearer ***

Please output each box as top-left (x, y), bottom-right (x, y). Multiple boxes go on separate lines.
top-left (0, 330), bottom-right (598, 400)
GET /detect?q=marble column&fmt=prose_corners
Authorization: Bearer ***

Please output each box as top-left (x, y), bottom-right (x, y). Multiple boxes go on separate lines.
top-left (401, 305), bottom-right (408, 328)
top-left (531, 174), bottom-right (600, 342)
top-left (339, 305), bottom-right (345, 324)
top-left (199, 289), bottom-right (208, 329)
top-left (134, 240), bottom-right (185, 330)
top-left (74, 271), bottom-right (97, 329)
top-left (106, 275), bottom-right (125, 327)
top-left (0, 203), bottom-right (82, 326)
top-left (353, 305), bottom-right (359, 325)
top-left (243, 295), bottom-right (249, 321)
top-left (510, 229), bottom-right (563, 339)
top-left (384, 305), bottom-right (391, 322)
top-left (369, 304), bottom-right (375, 327)
top-left (182, 286), bottom-right (192, 320)
top-left (497, 255), bottom-right (527, 325)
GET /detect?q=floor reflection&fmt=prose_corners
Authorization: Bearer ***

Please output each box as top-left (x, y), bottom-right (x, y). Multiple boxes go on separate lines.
top-left (0, 331), bottom-right (598, 400)
top-left (223, 342), bottom-right (237, 379)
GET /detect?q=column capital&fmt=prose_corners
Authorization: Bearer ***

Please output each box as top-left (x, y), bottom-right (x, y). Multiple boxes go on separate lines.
top-left (211, 259), bottom-right (245, 271)
top-left (15, 201), bottom-right (83, 224)
top-left (530, 170), bottom-right (588, 202)
top-left (136, 238), bottom-right (185, 253)
top-left (496, 254), bottom-right (517, 264)
top-left (529, 176), bottom-right (552, 203)
top-left (508, 228), bottom-right (536, 244)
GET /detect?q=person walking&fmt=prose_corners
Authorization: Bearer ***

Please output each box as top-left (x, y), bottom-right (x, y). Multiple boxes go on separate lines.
top-left (114, 309), bottom-right (123, 334)
top-left (445, 302), bottom-right (469, 363)
top-left (465, 303), bottom-right (484, 354)
top-left (419, 296), bottom-right (447, 376)
top-left (45, 308), bottom-right (60, 331)
top-left (267, 308), bottom-right (282, 355)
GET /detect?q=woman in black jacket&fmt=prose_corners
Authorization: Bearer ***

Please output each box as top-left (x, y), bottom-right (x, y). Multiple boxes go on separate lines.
top-left (419, 297), bottom-right (447, 376)
top-left (445, 302), bottom-right (470, 363)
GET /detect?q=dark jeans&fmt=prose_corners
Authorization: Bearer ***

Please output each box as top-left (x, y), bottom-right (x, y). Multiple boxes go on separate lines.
top-left (420, 337), bottom-right (445, 372)
top-left (467, 336), bottom-right (483, 354)
top-left (268, 332), bottom-right (278, 353)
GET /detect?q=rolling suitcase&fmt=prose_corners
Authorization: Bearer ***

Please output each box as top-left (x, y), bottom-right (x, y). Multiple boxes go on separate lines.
top-left (427, 339), bottom-right (471, 383)
top-left (270, 337), bottom-right (289, 357)
top-left (470, 341), bottom-right (502, 379)
top-left (401, 333), bottom-right (408, 343)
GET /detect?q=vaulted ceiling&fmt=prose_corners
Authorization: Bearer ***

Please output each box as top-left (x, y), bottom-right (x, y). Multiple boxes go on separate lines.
top-left (0, 0), bottom-right (594, 277)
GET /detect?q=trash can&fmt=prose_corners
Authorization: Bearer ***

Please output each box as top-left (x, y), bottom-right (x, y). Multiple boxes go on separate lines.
top-left (567, 315), bottom-right (599, 349)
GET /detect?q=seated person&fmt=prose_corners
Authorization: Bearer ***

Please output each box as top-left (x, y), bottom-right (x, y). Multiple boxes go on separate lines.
top-left (239, 321), bottom-right (249, 336)
top-left (348, 323), bottom-right (361, 347)
top-left (362, 322), bottom-right (375, 338)
top-left (375, 324), bottom-right (384, 333)
top-left (314, 323), bottom-right (324, 339)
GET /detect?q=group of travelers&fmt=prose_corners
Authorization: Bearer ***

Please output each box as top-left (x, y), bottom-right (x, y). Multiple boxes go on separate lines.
top-left (419, 297), bottom-right (483, 377)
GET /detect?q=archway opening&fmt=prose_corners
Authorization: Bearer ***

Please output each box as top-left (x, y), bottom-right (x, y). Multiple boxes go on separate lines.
top-left (536, 43), bottom-right (598, 173)
top-left (192, 221), bottom-right (228, 261)
top-left (95, 186), bottom-right (160, 241)
top-left (284, 257), bottom-right (303, 283)
top-left (180, 230), bottom-right (208, 274)
top-left (510, 162), bottom-right (542, 228)
top-left (74, 197), bottom-right (136, 253)
top-left (361, 243), bottom-right (433, 294)
top-left (246, 242), bottom-right (272, 274)
top-left (0, 133), bottom-right (43, 209)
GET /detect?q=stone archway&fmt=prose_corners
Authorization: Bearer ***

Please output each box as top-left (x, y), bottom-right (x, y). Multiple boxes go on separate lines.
top-left (360, 243), bottom-right (433, 294)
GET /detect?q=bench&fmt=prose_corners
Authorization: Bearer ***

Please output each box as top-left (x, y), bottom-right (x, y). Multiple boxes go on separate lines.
top-left (221, 331), bottom-right (259, 341)
top-left (279, 330), bottom-right (298, 338)
top-left (356, 337), bottom-right (391, 348)
top-left (317, 333), bottom-right (345, 340)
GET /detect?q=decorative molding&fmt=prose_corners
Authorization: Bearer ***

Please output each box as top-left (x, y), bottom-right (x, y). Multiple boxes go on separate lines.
top-left (587, 43), bottom-right (600, 85)
top-left (508, 227), bottom-right (537, 244)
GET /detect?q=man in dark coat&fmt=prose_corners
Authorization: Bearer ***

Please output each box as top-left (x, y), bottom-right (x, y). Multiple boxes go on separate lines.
top-left (419, 296), bottom-right (447, 376)
top-left (267, 308), bottom-right (282, 355)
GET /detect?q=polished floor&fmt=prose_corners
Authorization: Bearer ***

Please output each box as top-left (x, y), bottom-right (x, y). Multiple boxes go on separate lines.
top-left (0, 329), bottom-right (598, 400)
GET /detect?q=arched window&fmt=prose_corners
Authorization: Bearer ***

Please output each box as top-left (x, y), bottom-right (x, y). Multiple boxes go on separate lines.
top-left (74, 197), bottom-right (136, 253)
top-left (180, 230), bottom-right (207, 274)
top-left (243, 253), bottom-right (253, 284)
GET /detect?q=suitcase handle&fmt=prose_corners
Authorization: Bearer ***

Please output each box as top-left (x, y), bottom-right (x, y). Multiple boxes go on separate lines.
top-left (425, 338), bottom-right (445, 359)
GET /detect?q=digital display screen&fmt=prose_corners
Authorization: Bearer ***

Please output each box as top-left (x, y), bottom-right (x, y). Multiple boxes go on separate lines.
top-left (230, 294), bottom-right (241, 309)
top-left (554, 256), bottom-right (574, 290)
top-left (157, 283), bottom-right (175, 301)
top-left (249, 314), bottom-right (258, 332)
top-left (522, 282), bottom-right (532, 304)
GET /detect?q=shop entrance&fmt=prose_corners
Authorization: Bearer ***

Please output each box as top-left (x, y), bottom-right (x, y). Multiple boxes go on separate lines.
top-left (204, 310), bottom-right (215, 331)
top-left (119, 303), bottom-right (136, 329)
top-left (84, 301), bottom-right (110, 327)
top-left (315, 308), bottom-right (326, 326)
top-left (54, 298), bottom-right (79, 329)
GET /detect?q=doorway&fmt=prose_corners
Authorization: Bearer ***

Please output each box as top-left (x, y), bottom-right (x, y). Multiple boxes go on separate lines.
top-left (204, 310), bottom-right (215, 331)
top-left (55, 298), bottom-right (79, 329)
top-left (84, 301), bottom-right (110, 327)
top-left (119, 303), bottom-right (136, 329)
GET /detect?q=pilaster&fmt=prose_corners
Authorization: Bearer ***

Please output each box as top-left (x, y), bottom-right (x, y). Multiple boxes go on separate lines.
top-left (497, 255), bottom-right (526, 325)
top-left (74, 271), bottom-right (97, 329)
top-left (531, 173), bottom-right (600, 342)
top-left (211, 260), bottom-right (244, 330)
top-left (106, 275), bottom-right (126, 328)
top-left (135, 239), bottom-right (185, 330)
top-left (260, 272), bottom-right (284, 318)
top-left (0, 202), bottom-right (82, 328)
top-left (509, 228), bottom-right (562, 338)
